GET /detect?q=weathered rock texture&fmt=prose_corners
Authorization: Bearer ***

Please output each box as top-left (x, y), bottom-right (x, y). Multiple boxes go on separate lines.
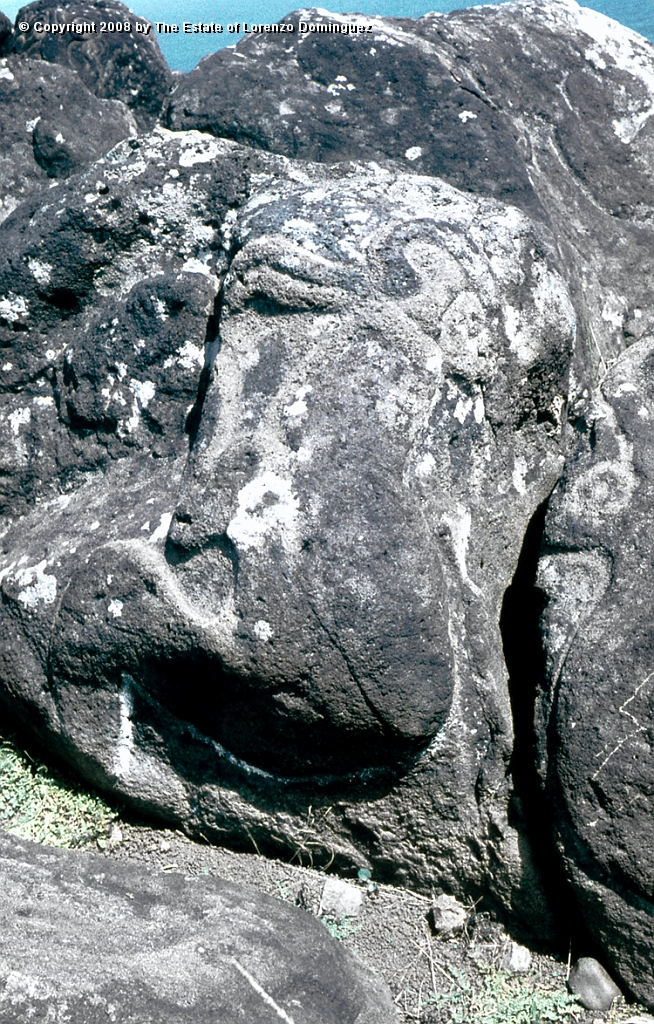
top-left (0, 126), bottom-right (571, 937)
top-left (0, 53), bottom-right (136, 222)
top-left (167, 0), bottom-right (654, 385)
top-left (11, 0), bottom-right (171, 126)
top-left (0, 10), bottom-right (12, 53)
top-left (1, 0), bottom-right (654, 1006)
top-left (536, 336), bottom-right (654, 1005)
top-left (0, 831), bottom-right (395, 1023)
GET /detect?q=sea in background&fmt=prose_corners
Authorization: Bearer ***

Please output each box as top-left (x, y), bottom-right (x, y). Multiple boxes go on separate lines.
top-left (2, 0), bottom-right (653, 71)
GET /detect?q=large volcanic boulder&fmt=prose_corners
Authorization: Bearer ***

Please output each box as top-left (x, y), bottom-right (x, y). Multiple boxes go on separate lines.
top-left (11, 0), bottom-right (172, 127)
top-left (167, 0), bottom-right (654, 382)
top-left (0, 53), bottom-right (136, 222)
top-left (0, 127), bottom-right (573, 934)
top-left (0, 831), bottom-right (395, 1022)
top-left (2, 0), bottom-right (654, 1001)
top-left (534, 335), bottom-right (654, 1006)
top-left (163, 2), bottom-right (654, 987)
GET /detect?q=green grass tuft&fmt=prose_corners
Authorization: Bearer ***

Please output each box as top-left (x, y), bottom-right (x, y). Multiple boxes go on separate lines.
top-left (320, 914), bottom-right (362, 941)
top-left (0, 734), bottom-right (116, 849)
top-left (419, 966), bottom-right (580, 1024)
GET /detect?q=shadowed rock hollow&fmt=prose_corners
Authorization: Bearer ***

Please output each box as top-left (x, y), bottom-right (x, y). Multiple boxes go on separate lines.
top-left (1, 0), bottom-right (654, 1008)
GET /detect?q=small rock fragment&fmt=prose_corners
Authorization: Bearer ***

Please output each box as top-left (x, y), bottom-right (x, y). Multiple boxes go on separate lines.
top-left (431, 894), bottom-right (468, 934)
top-left (501, 940), bottom-right (532, 973)
top-left (568, 957), bottom-right (621, 1010)
top-left (319, 877), bottom-right (364, 918)
top-left (109, 824), bottom-right (123, 846)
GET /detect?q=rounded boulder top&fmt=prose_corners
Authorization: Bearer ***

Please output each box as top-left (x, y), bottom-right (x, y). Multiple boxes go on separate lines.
top-left (11, 0), bottom-right (172, 126)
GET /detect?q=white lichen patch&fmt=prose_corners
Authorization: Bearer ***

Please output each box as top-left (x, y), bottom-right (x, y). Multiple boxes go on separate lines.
top-left (151, 297), bottom-right (168, 322)
top-left (253, 619), bottom-right (273, 641)
top-left (227, 472), bottom-right (300, 552)
top-left (124, 379), bottom-right (156, 434)
top-left (284, 385), bottom-right (313, 420)
top-left (0, 294), bottom-right (29, 325)
top-left (8, 407), bottom-right (30, 435)
top-left (163, 340), bottom-right (204, 371)
top-left (415, 452), bottom-right (436, 478)
top-left (453, 396), bottom-right (473, 424)
top-left (512, 455), bottom-right (528, 496)
top-left (149, 512), bottom-right (173, 544)
top-left (15, 560), bottom-right (57, 609)
top-left (181, 257), bottom-right (214, 277)
top-left (178, 135), bottom-right (231, 167)
top-left (26, 259), bottom-right (52, 286)
top-left (108, 599), bottom-right (123, 618)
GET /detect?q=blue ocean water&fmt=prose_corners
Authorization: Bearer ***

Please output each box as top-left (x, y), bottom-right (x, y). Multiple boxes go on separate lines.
top-left (3, 0), bottom-right (653, 70)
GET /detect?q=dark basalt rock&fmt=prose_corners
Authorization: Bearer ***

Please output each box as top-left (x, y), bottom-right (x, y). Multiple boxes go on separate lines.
top-left (167, 0), bottom-right (654, 381)
top-left (166, 9), bottom-right (539, 214)
top-left (11, 0), bottom-right (172, 127)
top-left (536, 336), bottom-right (654, 1007)
top-left (0, 831), bottom-right (395, 1023)
top-left (0, 54), bottom-right (136, 221)
top-left (0, 10), bottom-right (13, 53)
top-left (0, 128), bottom-right (571, 938)
top-left (1, 0), bottom-right (654, 1004)
top-left (0, 131), bottom-right (262, 517)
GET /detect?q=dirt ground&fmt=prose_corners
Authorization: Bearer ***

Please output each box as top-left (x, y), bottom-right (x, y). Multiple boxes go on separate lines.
top-left (0, 725), bottom-right (649, 1023)
top-left (93, 815), bottom-right (649, 1024)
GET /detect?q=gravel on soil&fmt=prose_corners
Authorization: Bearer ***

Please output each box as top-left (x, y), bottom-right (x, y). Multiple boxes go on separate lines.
top-left (93, 817), bottom-right (645, 1024)
top-left (0, 727), bottom-right (647, 1023)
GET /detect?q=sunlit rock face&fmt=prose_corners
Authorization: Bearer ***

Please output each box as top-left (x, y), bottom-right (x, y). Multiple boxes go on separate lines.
top-left (6, 0), bottom-right (654, 991)
top-left (167, 0), bottom-right (654, 385)
top-left (535, 336), bottom-right (654, 1006)
top-left (49, 167), bottom-right (571, 779)
top-left (12, 0), bottom-right (172, 127)
top-left (0, 124), bottom-right (572, 929)
top-left (0, 54), bottom-right (137, 223)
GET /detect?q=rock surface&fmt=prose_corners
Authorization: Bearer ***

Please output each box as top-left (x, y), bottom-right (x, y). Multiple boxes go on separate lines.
top-left (11, 0), bottom-right (172, 126)
top-left (535, 336), bottom-right (654, 1006)
top-left (1, 0), bottom-right (654, 1008)
top-left (0, 125), bottom-right (572, 937)
top-left (0, 10), bottom-right (12, 52)
top-left (167, 0), bottom-right (654, 385)
top-left (0, 53), bottom-right (136, 222)
top-left (500, 941), bottom-right (532, 973)
top-left (320, 877), bottom-right (364, 919)
top-left (567, 957), bottom-right (621, 1011)
top-left (0, 830), bottom-right (395, 1023)
top-left (431, 894), bottom-right (468, 935)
